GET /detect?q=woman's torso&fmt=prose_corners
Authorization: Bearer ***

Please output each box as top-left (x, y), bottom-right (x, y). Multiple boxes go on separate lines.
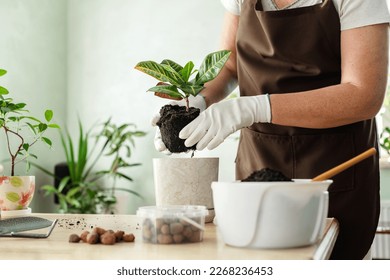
top-left (220, 0), bottom-right (390, 30)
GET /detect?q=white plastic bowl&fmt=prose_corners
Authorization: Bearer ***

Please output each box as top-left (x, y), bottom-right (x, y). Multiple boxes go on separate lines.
top-left (212, 179), bottom-right (331, 249)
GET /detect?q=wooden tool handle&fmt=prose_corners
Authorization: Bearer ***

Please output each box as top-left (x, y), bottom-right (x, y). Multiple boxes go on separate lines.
top-left (312, 147), bottom-right (377, 182)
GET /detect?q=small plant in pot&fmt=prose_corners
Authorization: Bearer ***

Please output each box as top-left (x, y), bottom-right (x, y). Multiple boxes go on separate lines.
top-left (135, 50), bottom-right (231, 153)
top-left (0, 68), bottom-right (59, 215)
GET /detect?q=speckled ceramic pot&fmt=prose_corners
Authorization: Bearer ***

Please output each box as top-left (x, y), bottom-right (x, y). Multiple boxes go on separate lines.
top-left (0, 176), bottom-right (35, 211)
top-left (153, 158), bottom-right (219, 223)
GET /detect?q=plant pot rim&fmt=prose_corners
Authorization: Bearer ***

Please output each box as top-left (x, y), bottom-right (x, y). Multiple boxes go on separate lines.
top-left (0, 175), bottom-right (35, 178)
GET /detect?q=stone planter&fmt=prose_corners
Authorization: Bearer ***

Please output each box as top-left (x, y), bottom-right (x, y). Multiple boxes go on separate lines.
top-left (153, 157), bottom-right (219, 223)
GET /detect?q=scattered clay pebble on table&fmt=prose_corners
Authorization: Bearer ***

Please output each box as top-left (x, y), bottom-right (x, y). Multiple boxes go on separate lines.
top-left (68, 226), bottom-right (135, 245)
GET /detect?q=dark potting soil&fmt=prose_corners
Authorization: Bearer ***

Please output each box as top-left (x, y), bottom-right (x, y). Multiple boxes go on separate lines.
top-left (156, 104), bottom-right (200, 153)
top-left (242, 168), bottom-right (292, 182)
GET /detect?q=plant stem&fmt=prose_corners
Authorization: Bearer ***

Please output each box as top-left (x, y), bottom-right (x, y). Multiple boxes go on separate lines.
top-left (185, 97), bottom-right (189, 112)
top-left (3, 126), bottom-right (24, 176)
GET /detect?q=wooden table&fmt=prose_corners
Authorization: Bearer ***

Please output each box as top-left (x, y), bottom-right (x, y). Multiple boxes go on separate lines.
top-left (0, 214), bottom-right (339, 260)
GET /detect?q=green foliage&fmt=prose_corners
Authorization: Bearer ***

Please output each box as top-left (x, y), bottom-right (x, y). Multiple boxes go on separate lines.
top-left (135, 50), bottom-right (231, 109)
top-left (37, 118), bottom-right (146, 214)
top-left (0, 68), bottom-right (59, 176)
top-left (380, 127), bottom-right (390, 156)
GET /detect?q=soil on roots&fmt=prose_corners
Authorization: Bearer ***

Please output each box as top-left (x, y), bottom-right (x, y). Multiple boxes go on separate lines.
top-left (157, 104), bottom-right (200, 153)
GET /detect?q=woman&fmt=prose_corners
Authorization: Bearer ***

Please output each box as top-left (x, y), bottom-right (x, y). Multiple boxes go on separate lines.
top-left (154, 0), bottom-right (390, 259)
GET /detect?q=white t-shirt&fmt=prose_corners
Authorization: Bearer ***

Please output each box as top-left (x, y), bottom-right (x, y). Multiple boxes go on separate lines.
top-left (220, 0), bottom-right (390, 30)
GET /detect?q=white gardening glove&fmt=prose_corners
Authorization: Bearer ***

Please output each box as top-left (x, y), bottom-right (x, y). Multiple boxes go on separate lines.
top-left (152, 94), bottom-right (207, 154)
top-left (179, 95), bottom-right (271, 150)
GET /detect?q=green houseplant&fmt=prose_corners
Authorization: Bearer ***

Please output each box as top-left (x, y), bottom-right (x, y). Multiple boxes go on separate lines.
top-left (381, 127), bottom-right (390, 155)
top-left (0, 68), bottom-right (59, 212)
top-left (38, 118), bottom-right (146, 214)
top-left (135, 50), bottom-right (230, 153)
top-left (380, 85), bottom-right (390, 159)
top-left (135, 51), bottom-right (230, 222)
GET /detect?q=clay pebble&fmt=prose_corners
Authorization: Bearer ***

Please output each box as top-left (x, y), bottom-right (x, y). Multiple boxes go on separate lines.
top-left (69, 226), bottom-right (135, 245)
top-left (142, 217), bottom-right (203, 244)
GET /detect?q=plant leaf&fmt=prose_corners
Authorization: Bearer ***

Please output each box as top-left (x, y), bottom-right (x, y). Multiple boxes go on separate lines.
top-left (147, 84), bottom-right (184, 100)
top-left (41, 136), bottom-right (52, 146)
top-left (0, 69), bottom-right (6, 76)
top-left (161, 59), bottom-right (183, 73)
top-left (178, 84), bottom-right (204, 96)
top-left (38, 123), bottom-right (48, 132)
top-left (135, 61), bottom-right (184, 86)
top-left (41, 185), bottom-right (59, 195)
top-left (180, 61), bottom-right (195, 82)
top-left (76, 120), bottom-right (88, 181)
top-left (159, 64), bottom-right (186, 84)
top-left (0, 86), bottom-right (9, 95)
top-left (23, 143), bottom-right (29, 151)
top-left (196, 50), bottom-right (231, 85)
top-left (114, 172), bottom-right (134, 181)
top-left (65, 186), bottom-right (83, 199)
top-left (15, 103), bottom-right (26, 109)
top-left (61, 129), bottom-right (76, 180)
top-left (58, 176), bottom-right (71, 193)
top-left (48, 123), bottom-right (60, 129)
top-left (45, 110), bottom-right (53, 122)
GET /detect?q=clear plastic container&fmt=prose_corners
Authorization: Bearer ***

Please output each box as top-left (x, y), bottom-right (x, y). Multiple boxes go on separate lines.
top-left (137, 205), bottom-right (208, 244)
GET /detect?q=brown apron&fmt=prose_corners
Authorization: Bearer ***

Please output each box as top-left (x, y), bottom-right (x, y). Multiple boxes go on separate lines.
top-left (235, 0), bottom-right (380, 259)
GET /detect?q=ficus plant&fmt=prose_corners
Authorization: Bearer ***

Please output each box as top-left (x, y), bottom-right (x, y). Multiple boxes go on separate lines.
top-left (0, 68), bottom-right (59, 176)
top-left (134, 50), bottom-right (231, 111)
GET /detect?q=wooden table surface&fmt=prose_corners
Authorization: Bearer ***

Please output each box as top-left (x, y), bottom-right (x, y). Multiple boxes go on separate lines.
top-left (0, 214), bottom-right (339, 260)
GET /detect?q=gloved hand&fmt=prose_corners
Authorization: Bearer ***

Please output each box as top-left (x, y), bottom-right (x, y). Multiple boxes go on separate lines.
top-left (152, 94), bottom-right (207, 154)
top-left (179, 95), bottom-right (271, 150)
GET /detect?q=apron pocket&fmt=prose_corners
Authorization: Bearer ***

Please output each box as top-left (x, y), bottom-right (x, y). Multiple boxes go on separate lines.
top-left (235, 128), bottom-right (294, 180)
top-left (292, 132), bottom-right (355, 192)
top-left (236, 128), bottom-right (355, 192)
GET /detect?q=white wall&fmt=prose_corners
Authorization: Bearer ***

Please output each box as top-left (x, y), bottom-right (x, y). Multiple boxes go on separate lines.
top-left (1, 0), bottom-right (238, 214)
top-left (66, 0), bottom-right (237, 214)
top-left (0, 0), bottom-right (67, 212)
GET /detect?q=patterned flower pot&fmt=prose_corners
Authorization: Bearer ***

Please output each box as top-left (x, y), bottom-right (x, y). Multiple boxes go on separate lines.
top-left (153, 157), bottom-right (219, 223)
top-left (0, 176), bottom-right (35, 211)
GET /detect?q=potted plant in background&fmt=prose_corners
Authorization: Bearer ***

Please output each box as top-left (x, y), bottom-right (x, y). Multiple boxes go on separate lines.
top-left (0, 68), bottom-right (59, 217)
top-left (134, 50), bottom-right (231, 222)
top-left (36, 118), bottom-right (146, 214)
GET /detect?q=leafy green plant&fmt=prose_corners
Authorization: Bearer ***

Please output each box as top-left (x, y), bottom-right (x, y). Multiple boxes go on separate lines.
top-left (0, 68), bottom-right (59, 176)
top-left (36, 118), bottom-right (146, 214)
top-left (380, 81), bottom-right (390, 156)
top-left (380, 127), bottom-right (390, 156)
top-left (135, 50), bottom-right (231, 110)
